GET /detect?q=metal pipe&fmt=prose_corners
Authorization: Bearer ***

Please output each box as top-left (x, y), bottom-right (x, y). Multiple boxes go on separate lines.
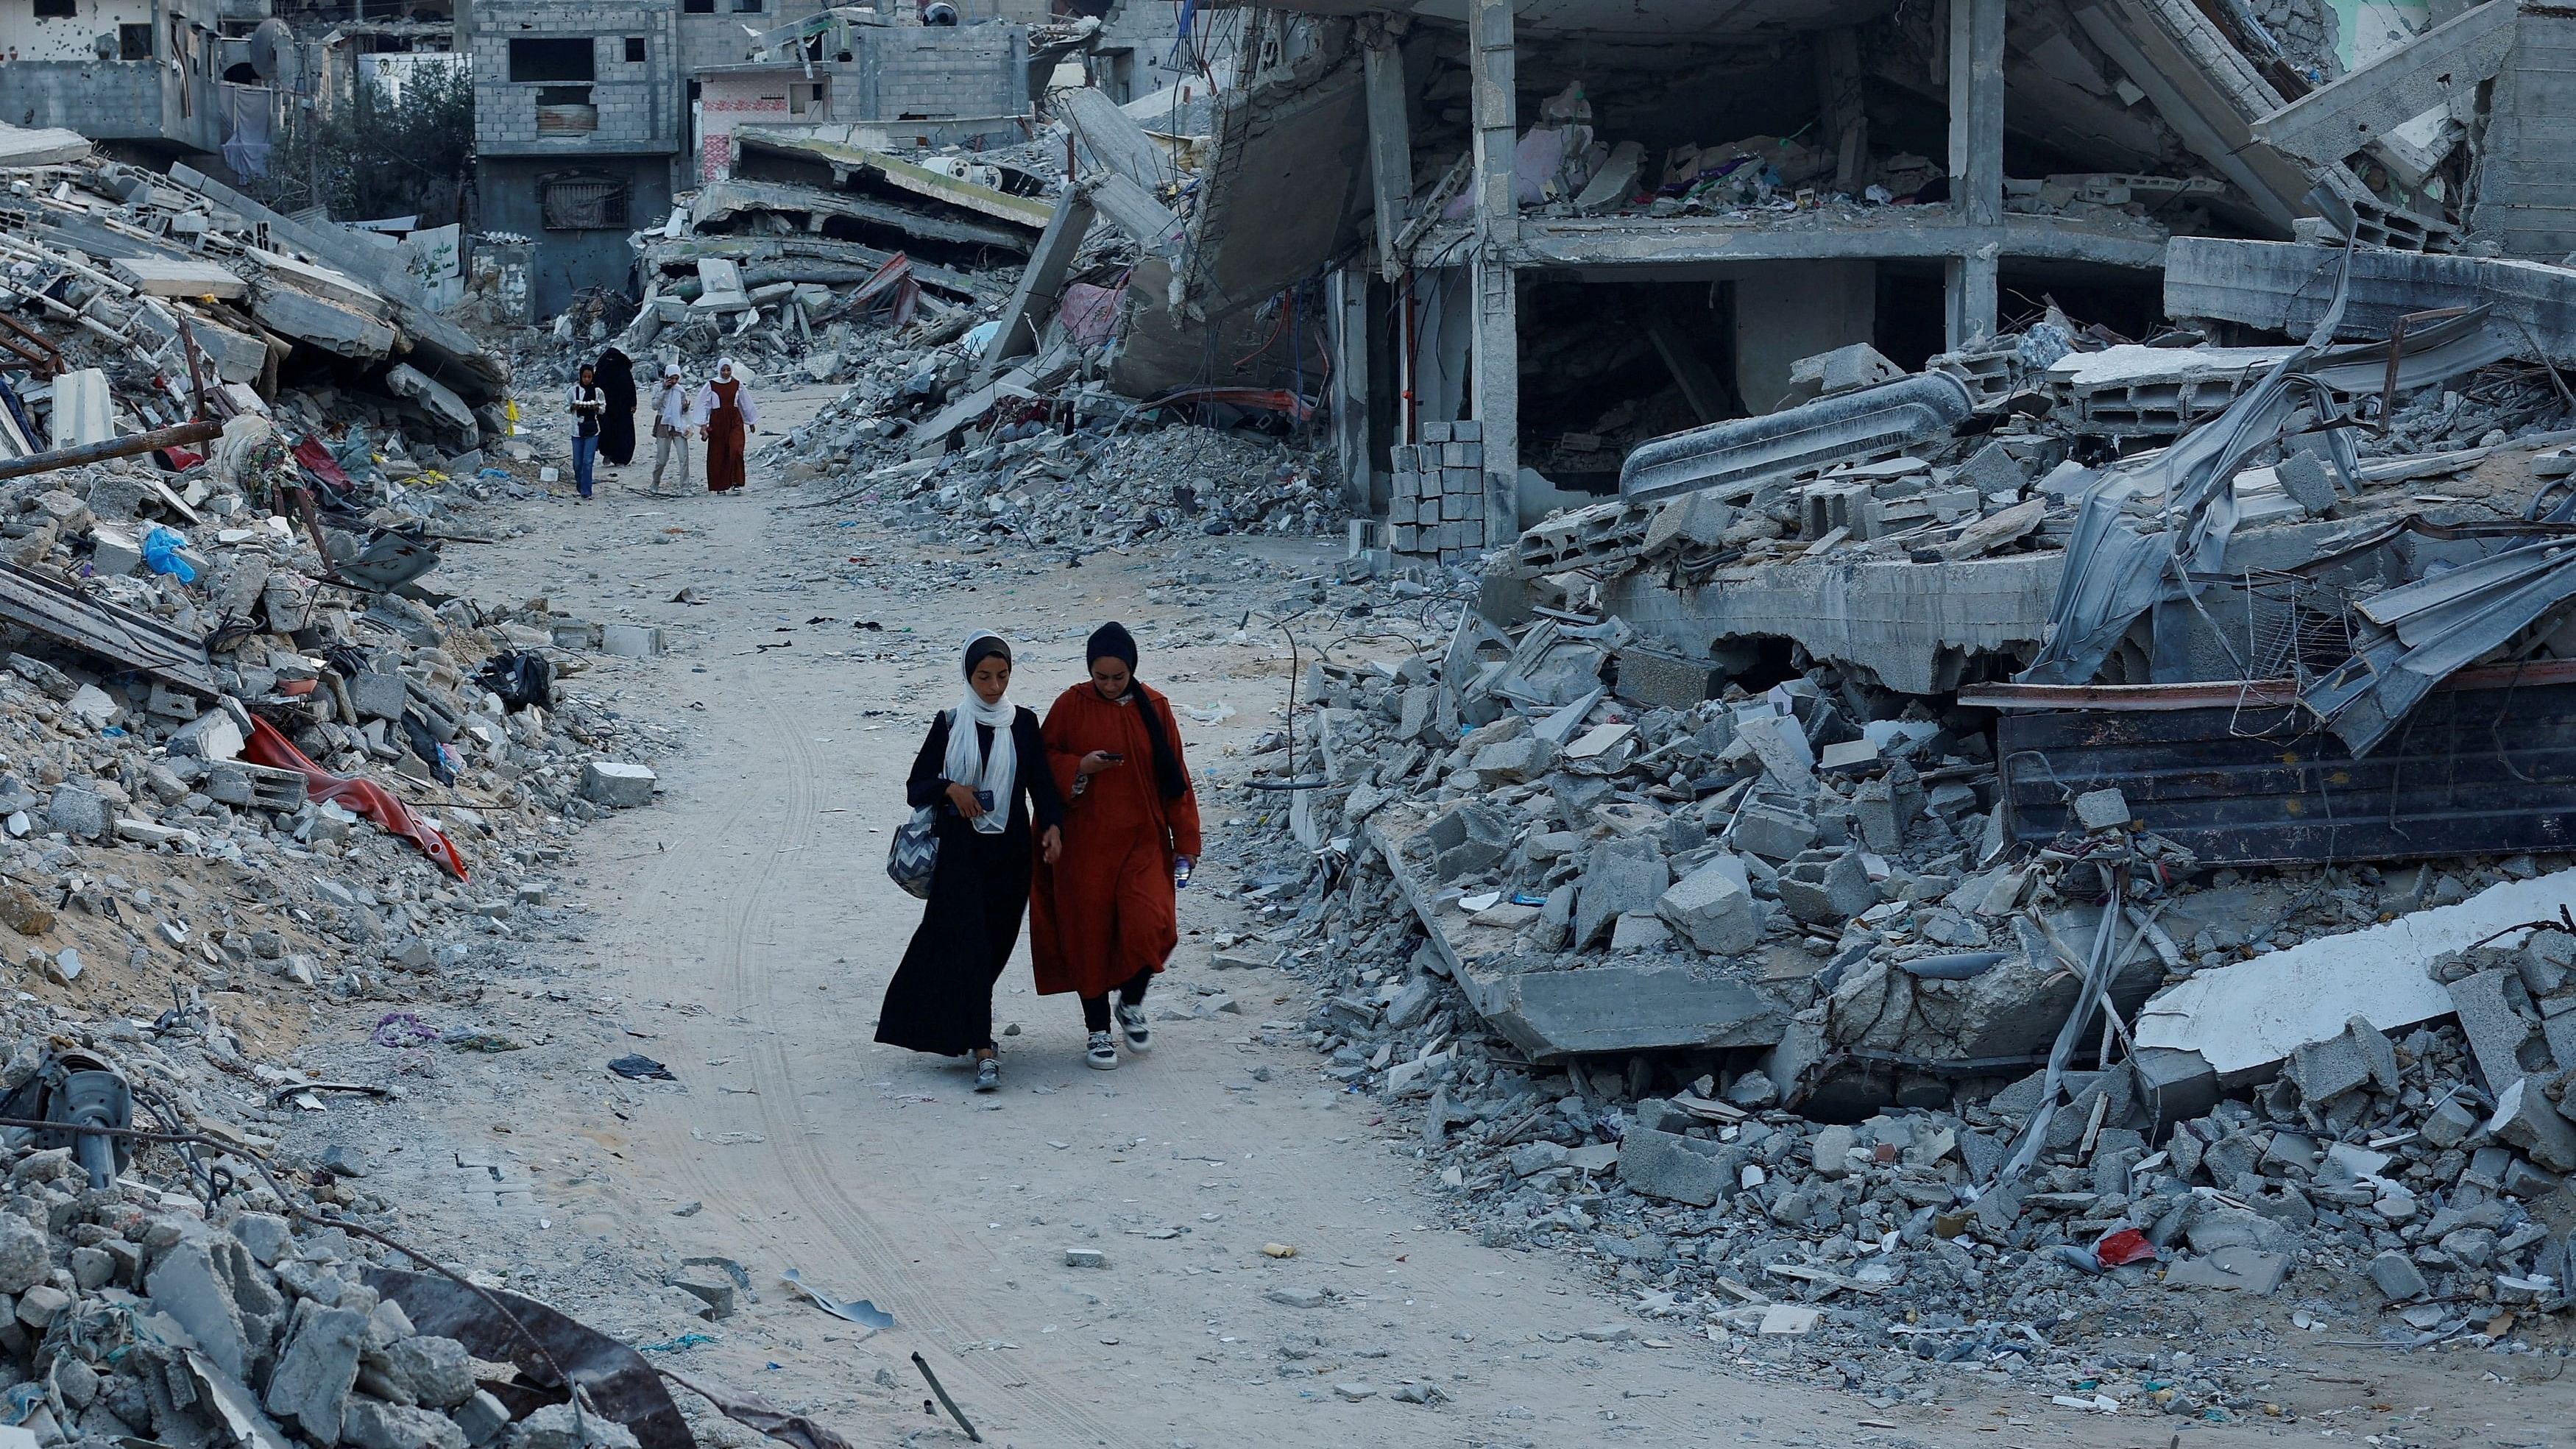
top-left (0, 418), bottom-right (222, 482)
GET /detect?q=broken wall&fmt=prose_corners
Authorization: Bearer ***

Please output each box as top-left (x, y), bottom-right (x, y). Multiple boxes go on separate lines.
top-left (1175, 38), bottom-right (1372, 324)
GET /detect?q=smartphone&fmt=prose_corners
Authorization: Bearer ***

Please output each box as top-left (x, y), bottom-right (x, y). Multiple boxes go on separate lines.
top-left (1100, 752), bottom-right (1125, 762)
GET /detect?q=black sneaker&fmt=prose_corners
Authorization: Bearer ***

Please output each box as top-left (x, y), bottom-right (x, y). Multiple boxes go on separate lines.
top-left (1115, 1003), bottom-right (1152, 1052)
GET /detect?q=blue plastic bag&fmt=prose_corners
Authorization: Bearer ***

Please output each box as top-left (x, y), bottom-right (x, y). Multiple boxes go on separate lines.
top-left (141, 527), bottom-right (196, 583)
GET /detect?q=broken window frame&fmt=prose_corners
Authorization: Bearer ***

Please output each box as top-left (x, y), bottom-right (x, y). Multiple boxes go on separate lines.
top-left (118, 22), bottom-right (151, 60)
top-left (31, 0), bottom-right (74, 19)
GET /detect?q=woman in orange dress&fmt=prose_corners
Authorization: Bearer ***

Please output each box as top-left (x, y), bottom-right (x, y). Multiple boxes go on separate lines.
top-left (693, 358), bottom-right (758, 494)
top-left (1029, 622), bottom-right (1202, 1071)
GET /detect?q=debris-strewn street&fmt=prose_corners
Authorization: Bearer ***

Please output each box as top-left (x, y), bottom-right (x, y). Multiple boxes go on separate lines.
top-left (12, 0), bottom-right (2576, 1445)
top-left (312, 394), bottom-right (2565, 1449)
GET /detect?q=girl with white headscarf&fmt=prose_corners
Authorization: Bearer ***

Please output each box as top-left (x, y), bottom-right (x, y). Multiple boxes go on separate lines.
top-left (877, 633), bottom-right (1065, 1092)
top-left (694, 358), bottom-right (758, 495)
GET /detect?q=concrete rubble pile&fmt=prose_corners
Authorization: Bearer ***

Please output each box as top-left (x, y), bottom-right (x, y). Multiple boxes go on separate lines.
top-left (1209, 587), bottom-right (2576, 1413)
top-left (1192, 4), bottom-right (2576, 1406)
top-left (589, 132), bottom-right (1064, 391)
top-left (0, 123), bottom-right (686, 1013)
top-left (0, 1025), bottom-right (695, 1449)
top-left (0, 124), bottom-right (509, 473)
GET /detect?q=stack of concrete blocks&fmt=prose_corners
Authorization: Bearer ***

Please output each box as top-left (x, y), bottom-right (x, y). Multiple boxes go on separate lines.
top-left (1387, 421), bottom-right (1489, 564)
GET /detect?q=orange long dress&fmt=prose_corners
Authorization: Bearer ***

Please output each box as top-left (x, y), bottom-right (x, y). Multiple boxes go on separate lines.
top-left (1028, 681), bottom-right (1203, 999)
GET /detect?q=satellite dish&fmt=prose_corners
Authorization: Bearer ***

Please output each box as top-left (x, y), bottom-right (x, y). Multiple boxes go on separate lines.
top-left (248, 18), bottom-right (301, 89)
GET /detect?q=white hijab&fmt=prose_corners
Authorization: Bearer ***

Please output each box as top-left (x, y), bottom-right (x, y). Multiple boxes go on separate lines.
top-left (946, 633), bottom-right (1016, 835)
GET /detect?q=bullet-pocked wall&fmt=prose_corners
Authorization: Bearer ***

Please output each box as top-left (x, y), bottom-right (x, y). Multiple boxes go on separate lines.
top-left (475, 155), bottom-right (673, 316)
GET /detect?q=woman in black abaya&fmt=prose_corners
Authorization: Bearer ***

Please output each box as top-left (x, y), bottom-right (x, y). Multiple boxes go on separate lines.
top-left (593, 347), bottom-right (638, 469)
top-left (876, 633), bottom-right (1064, 1091)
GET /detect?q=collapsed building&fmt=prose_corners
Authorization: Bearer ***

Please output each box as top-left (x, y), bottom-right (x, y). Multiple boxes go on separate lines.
top-left (873, 0), bottom-right (2576, 1382)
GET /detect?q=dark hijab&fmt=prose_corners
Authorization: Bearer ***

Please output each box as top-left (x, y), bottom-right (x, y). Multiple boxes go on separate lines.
top-left (964, 634), bottom-right (1010, 676)
top-left (595, 347), bottom-right (636, 403)
top-left (1087, 621), bottom-right (1187, 800)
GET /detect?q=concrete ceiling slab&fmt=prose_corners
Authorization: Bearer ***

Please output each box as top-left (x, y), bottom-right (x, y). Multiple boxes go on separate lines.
top-left (1214, 1), bottom-right (1901, 39)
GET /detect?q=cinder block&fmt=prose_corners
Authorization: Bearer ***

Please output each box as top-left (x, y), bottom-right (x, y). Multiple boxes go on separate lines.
top-left (579, 760), bottom-right (657, 808)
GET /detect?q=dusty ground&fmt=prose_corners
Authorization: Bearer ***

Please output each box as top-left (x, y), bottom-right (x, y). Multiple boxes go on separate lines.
top-left (255, 384), bottom-right (2576, 1449)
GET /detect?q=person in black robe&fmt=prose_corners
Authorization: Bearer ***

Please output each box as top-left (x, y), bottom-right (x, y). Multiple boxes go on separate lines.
top-left (877, 633), bottom-right (1064, 1091)
top-left (593, 347), bottom-right (638, 469)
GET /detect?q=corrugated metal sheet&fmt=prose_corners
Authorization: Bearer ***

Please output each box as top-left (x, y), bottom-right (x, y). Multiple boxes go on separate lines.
top-left (1988, 669), bottom-right (2576, 865)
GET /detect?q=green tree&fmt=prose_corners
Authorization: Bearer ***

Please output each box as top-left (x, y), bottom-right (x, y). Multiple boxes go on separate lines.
top-left (244, 60), bottom-right (474, 224)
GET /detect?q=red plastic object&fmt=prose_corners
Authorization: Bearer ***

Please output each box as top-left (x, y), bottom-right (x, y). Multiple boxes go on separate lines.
top-left (242, 715), bottom-right (468, 879)
top-left (2094, 1228), bottom-right (2156, 1267)
top-left (291, 438), bottom-right (356, 490)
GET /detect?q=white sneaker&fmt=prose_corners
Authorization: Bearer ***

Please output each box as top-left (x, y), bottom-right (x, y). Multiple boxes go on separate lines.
top-left (1086, 1031), bottom-right (1119, 1070)
top-left (1115, 1003), bottom-right (1152, 1052)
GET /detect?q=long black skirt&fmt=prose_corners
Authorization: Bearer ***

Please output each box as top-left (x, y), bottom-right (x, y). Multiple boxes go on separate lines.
top-left (875, 818), bottom-right (1031, 1056)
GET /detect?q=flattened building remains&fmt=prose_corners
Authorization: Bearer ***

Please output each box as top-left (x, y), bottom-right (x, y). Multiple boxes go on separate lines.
top-left (885, 0), bottom-right (2576, 1347)
top-left (13, 0), bottom-right (2576, 1400)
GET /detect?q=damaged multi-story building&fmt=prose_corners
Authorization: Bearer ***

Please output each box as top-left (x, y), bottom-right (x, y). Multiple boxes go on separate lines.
top-left (469, 0), bottom-right (1056, 313)
top-left (955, 0), bottom-right (2572, 698)
top-left (1139, 1), bottom-right (2449, 536)
top-left (0, 0), bottom-right (269, 161)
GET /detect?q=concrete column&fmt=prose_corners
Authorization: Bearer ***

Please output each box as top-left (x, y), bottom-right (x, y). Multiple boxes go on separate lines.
top-left (1362, 20), bottom-right (1413, 283)
top-left (1329, 266), bottom-right (1371, 514)
top-left (1816, 27), bottom-right (1869, 194)
top-left (1467, 0), bottom-right (1520, 541)
top-left (1943, 0), bottom-right (2005, 347)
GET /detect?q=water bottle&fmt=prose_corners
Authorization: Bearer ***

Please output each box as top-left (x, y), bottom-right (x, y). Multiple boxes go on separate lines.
top-left (1173, 857), bottom-right (1193, 889)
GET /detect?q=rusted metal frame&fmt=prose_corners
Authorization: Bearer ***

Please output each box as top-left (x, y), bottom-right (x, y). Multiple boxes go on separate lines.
top-left (0, 309), bottom-right (62, 377)
top-left (2377, 306), bottom-right (2471, 434)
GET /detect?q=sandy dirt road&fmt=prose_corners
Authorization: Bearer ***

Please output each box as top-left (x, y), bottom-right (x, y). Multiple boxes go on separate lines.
top-left (373, 384), bottom-right (2560, 1449)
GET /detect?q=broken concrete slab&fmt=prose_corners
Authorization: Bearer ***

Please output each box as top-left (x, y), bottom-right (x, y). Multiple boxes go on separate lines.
top-left (1603, 548), bottom-right (2062, 697)
top-left (1367, 807), bottom-right (1790, 1061)
top-left (2163, 1245), bottom-right (2290, 1296)
top-left (2165, 238), bottom-right (2576, 363)
top-left (2249, 0), bottom-right (2510, 167)
top-left (48, 369), bottom-right (111, 450)
top-left (578, 762), bottom-right (657, 809)
top-left (110, 255), bottom-right (249, 300)
top-left (1658, 857), bottom-right (1760, 955)
top-left (1573, 840), bottom-right (1670, 949)
top-left (2450, 968), bottom-right (2549, 1097)
top-left (2283, 1015), bottom-right (2401, 1104)
top-left (264, 1305), bottom-right (368, 1442)
top-left (0, 121), bottom-right (92, 168)
top-left (2488, 1078), bottom-right (2576, 1174)
top-left (1471, 963), bottom-right (1791, 1060)
top-left (1616, 1127), bottom-right (1738, 1207)
top-left (1058, 84), bottom-right (1170, 193)
top-left (250, 284), bottom-right (396, 362)
top-left (2134, 868), bottom-right (2576, 1083)
top-left (382, 365), bottom-right (476, 442)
